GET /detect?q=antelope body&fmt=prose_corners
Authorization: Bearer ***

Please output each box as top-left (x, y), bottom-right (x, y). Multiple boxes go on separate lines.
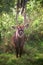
top-left (12, 24), bottom-right (28, 57)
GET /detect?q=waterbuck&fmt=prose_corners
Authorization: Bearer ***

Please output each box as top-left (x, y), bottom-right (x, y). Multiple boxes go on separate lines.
top-left (11, 24), bottom-right (29, 57)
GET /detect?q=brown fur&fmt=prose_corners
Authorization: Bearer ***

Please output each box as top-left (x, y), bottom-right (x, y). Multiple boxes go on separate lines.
top-left (12, 26), bottom-right (25, 57)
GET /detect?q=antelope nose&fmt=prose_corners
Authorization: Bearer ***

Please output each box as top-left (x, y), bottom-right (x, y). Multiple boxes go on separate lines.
top-left (20, 31), bottom-right (23, 35)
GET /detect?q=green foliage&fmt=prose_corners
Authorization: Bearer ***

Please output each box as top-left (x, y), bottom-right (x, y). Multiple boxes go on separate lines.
top-left (0, 53), bottom-right (43, 65)
top-left (18, 15), bottom-right (24, 24)
top-left (0, 0), bottom-right (15, 13)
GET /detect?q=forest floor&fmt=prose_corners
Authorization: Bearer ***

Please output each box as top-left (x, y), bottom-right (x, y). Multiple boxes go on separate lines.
top-left (0, 52), bottom-right (43, 65)
top-left (0, 41), bottom-right (43, 65)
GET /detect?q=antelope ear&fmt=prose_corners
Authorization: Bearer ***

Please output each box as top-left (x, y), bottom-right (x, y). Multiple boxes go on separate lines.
top-left (12, 26), bottom-right (15, 29)
top-left (24, 23), bottom-right (29, 28)
top-left (12, 25), bottom-right (18, 29)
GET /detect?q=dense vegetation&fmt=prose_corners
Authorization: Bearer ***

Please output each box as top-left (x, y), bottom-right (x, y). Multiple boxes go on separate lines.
top-left (0, 0), bottom-right (43, 65)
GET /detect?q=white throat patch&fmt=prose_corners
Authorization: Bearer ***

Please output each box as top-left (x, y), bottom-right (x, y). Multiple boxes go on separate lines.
top-left (16, 30), bottom-right (24, 38)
